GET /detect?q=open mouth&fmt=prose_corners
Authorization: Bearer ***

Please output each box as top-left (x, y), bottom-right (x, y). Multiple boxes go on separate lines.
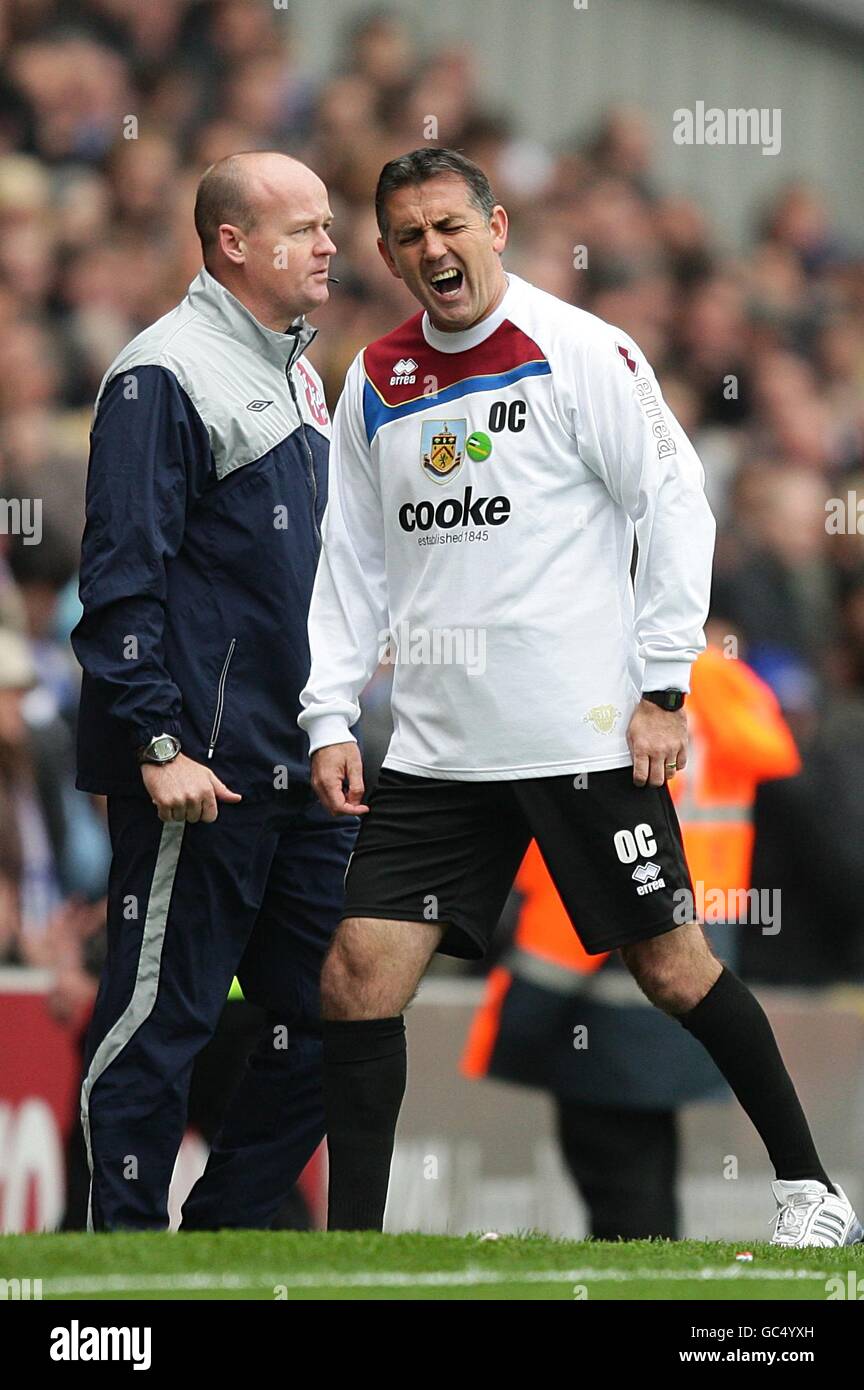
top-left (429, 267), bottom-right (464, 299)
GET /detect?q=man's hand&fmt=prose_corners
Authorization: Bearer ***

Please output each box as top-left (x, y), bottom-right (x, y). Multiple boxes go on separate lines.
top-left (626, 699), bottom-right (688, 788)
top-left (48, 965), bottom-right (99, 1029)
top-left (311, 742), bottom-right (370, 816)
top-left (141, 752), bottom-right (242, 823)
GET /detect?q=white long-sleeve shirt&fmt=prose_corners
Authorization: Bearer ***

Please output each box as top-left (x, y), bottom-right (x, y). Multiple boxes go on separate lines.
top-left (299, 272), bottom-right (715, 780)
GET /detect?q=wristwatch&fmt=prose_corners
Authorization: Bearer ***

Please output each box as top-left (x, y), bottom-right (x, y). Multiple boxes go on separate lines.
top-left (642, 689), bottom-right (686, 712)
top-left (136, 733), bottom-right (182, 766)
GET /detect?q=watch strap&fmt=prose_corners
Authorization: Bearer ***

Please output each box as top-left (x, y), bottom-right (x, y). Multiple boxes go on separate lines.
top-left (642, 689), bottom-right (686, 712)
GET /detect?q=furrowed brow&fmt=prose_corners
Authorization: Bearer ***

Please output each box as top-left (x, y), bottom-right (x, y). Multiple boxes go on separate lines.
top-left (397, 215), bottom-right (463, 240)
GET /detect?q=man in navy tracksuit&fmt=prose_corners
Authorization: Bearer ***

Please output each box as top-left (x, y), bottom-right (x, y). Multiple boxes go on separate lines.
top-left (71, 152), bottom-right (356, 1230)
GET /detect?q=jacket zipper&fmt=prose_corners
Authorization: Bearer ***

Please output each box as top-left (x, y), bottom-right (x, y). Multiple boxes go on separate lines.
top-left (285, 365), bottom-right (321, 548)
top-left (207, 638), bottom-right (236, 760)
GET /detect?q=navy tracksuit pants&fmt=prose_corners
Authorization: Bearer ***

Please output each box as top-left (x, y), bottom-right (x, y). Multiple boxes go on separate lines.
top-left (81, 791), bottom-right (356, 1231)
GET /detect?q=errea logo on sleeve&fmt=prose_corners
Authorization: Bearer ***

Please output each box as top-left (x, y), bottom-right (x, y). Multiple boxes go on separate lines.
top-left (616, 343), bottom-right (638, 374)
top-left (615, 341), bottom-right (678, 457)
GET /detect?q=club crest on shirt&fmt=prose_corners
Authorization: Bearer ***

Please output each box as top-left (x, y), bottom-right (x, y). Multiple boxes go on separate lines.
top-left (294, 360), bottom-right (329, 428)
top-left (583, 704), bottom-right (621, 734)
top-left (420, 418), bottom-right (466, 484)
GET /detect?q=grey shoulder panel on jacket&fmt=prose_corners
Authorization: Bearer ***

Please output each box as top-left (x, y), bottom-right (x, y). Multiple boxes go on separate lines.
top-left (95, 304), bottom-right (327, 480)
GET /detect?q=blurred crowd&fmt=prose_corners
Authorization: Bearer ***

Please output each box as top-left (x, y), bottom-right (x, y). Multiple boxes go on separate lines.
top-left (1, 0), bottom-right (863, 1011)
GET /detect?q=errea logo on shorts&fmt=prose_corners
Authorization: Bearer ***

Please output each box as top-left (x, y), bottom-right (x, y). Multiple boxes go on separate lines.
top-left (613, 824), bottom-right (666, 893)
top-left (632, 861), bottom-right (661, 884)
top-left (632, 861), bottom-right (666, 896)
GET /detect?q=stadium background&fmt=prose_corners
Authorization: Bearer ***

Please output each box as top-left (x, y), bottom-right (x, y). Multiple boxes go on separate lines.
top-left (0, 0), bottom-right (863, 1238)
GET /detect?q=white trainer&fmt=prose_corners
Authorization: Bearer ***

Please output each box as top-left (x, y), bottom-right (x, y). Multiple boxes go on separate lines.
top-left (770, 1179), bottom-right (864, 1247)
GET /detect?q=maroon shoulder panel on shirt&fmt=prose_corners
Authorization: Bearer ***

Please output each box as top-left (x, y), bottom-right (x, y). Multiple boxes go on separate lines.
top-left (362, 312), bottom-right (548, 406)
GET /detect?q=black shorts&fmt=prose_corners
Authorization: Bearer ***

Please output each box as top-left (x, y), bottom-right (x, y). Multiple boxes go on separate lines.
top-left (342, 766), bottom-right (695, 960)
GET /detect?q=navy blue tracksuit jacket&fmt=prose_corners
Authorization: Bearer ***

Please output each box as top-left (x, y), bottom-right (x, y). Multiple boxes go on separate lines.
top-left (71, 268), bottom-right (356, 1230)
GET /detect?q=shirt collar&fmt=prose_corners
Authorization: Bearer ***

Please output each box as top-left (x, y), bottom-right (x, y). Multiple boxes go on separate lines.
top-left (421, 270), bottom-right (517, 354)
top-left (186, 266), bottom-right (317, 370)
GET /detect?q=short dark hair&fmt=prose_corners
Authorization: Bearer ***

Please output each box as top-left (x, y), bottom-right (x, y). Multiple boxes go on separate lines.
top-left (194, 154), bottom-right (258, 261)
top-left (375, 147), bottom-right (496, 240)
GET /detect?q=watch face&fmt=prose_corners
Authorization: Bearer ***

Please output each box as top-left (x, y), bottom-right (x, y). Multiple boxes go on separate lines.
top-left (645, 690), bottom-right (684, 711)
top-left (151, 736), bottom-right (178, 761)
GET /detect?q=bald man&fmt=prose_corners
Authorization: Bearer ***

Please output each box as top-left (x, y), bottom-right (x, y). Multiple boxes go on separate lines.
top-left (72, 153), bottom-right (357, 1230)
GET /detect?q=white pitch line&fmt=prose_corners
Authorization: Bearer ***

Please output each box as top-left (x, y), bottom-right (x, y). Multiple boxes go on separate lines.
top-left (40, 1266), bottom-right (837, 1296)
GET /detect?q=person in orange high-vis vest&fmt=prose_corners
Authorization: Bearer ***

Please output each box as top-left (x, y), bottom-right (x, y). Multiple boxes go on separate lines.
top-left (462, 635), bottom-right (801, 1239)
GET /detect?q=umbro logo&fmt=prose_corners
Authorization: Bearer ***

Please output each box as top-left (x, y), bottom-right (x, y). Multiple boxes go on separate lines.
top-left (246, 399), bottom-right (274, 411)
top-left (632, 861), bottom-right (665, 896)
top-left (390, 357), bottom-right (417, 385)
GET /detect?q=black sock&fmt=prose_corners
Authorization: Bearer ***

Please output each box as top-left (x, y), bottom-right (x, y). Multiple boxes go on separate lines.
top-left (677, 967), bottom-right (835, 1194)
top-left (322, 1016), bottom-right (407, 1231)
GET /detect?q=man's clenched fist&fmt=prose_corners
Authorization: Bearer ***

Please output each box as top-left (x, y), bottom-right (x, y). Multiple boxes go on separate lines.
top-left (141, 752), bottom-right (243, 823)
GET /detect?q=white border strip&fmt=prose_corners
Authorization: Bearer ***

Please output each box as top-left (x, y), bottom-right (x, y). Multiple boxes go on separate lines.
top-left (80, 820), bottom-right (186, 1231)
top-left (40, 1265), bottom-right (835, 1296)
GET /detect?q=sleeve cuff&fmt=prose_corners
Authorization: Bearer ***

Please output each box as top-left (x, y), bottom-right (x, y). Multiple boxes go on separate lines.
top-left (128, 719), bottom-right (183, 752)
top-left (301, 713), bottom-right (357, 755)
top-left (641, 661), bottom-right (694, 694)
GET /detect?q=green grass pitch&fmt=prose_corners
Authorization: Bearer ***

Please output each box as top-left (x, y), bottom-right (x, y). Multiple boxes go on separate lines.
top-left (2, 1232), bottom-right (863, 1300)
